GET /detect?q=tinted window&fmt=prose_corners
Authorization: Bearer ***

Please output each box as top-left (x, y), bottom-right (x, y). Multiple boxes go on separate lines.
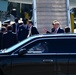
top-left (48, 39), bottom-right (76, 53)
top-left (14, 39), bottom-right (49, 54)
top-left (27, 40), bottom-right (48, 53)
top-left (14, 38), bottom-right (76, 54)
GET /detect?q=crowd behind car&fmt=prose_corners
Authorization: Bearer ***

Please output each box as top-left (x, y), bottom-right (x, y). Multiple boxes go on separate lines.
top-left (0, 18), bottom-right (71, 50)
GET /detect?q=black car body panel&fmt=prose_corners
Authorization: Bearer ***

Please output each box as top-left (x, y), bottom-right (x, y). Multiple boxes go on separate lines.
top-left (0, 34), bottom-right (76, 75)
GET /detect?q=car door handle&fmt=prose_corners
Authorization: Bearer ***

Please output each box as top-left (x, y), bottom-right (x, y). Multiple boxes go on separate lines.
top-left (43, 59), bottom-right (53, 63)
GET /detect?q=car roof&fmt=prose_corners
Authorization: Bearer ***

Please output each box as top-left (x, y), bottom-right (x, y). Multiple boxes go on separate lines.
top-left (31, 33), bottom-right (76, 38)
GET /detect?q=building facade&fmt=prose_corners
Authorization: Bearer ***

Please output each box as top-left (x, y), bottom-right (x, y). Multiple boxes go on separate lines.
top-left (0, 0), bottom-right (76, 33)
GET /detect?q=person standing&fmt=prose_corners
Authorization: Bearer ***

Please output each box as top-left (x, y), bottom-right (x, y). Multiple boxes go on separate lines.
top-left (0, 26), bottom-right (7, 50)
top-left (64, 26), bottom-right (70, 33)
top-left (44, 20), bottom-right (64, 34)
top-left (2, 25), bottom-right (18, 49)
top-left (1, 26), bottom-right (7, 34)
top-left (27, 21), bottom-right (39, 37)
top-left (18, 19), bottom-right (29, 41)
top-left (12, 18), bottom-right (19, 35)
top-left (52, 20), bottom-right (64, 33)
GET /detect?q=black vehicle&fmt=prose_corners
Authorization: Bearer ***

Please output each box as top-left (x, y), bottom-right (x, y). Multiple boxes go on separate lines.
top-left (0, 34), bottom-right (76, 75)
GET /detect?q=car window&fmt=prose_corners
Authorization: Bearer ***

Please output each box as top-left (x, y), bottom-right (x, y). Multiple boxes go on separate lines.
top-left (13, 39), bottom-right (49, 54)
top-left (13, 38), bottom-right (76, 55)
top-left (27, 42), bottom-right (48, 53)
top-left (48, 38), bottom-right (76, 53)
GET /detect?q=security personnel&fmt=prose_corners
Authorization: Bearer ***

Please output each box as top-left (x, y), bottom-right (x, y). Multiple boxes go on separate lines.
top-left (2, 25), bottom-right (18, 49)
top-left (18, 19), bottom-right (29, 41)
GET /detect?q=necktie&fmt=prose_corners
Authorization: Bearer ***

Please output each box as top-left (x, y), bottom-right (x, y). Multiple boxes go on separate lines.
top-left (54, 29), bottom-right (57, 33)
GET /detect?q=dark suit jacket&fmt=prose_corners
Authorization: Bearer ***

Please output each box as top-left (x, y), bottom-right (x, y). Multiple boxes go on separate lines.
top-left (0, 32), bottom-right (3, 50)
top-left (57, 28), bottom-right (64, 33)
top-left (18, 25), bottom-right (29, 41)
top-left (2, 31), bottom-right (18, 49)
top-left (12, 23), bottom-right (19, 33)
top-left (31, 26), bottom-right (39, 35)
top-left (47, 28), bottom-right (64, 34)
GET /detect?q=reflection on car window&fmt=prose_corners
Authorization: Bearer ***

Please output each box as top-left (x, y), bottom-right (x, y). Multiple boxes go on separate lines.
top-left (12, 38), bottom-right (76, 55)
top-left (13, 40), bottom-right (49, 54)
top-left (27, 42), bottom-right (48, 53)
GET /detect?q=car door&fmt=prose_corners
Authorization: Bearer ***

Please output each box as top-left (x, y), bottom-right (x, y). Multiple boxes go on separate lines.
top-left (0, 55), bottom-right (11, 75)
top-left (68, 38), bottom-right (76, 75)
top-left (11, 38), bottom-right (57, 75)
top-left (56, 38), bottom-right (70, 75)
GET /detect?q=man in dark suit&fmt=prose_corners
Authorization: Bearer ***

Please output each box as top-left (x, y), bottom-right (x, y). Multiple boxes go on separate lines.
top-left (2, 25), bottom-right (18, 49)
top-left (0, 27), bottom-right (7, 50)
top-left (18, 19), bottom-right (29, 41)
top-left (45, 20), bottom-right (64, 34)
top-left (27, 21), bottom-right (39, 37)
top-left (64, 26), bottom-right (70, 33)
top-left (12, 18), bottom-right (19, 35)
top-left (52, 20), bottom-right (64, 33)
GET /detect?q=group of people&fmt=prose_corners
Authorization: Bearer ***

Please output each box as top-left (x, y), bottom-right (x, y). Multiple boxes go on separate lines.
top-left (0, 19), bottom-right (70, 50)
top-left (0, 18), bottom-right (39, 50)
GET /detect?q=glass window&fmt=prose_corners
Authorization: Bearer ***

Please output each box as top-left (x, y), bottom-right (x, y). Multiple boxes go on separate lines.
top-left (48, 39), bottom-right (76, 53)
top-left (27, 41), bottom-right (48, 53)
top-left (14, 38), bottom-right (76, 54)
top-left (25, 40), bottom-right (49, 54)
top-left (0, 1), bottom-right (33, 27)
top-left (14, 39), bottom-right (49, 54)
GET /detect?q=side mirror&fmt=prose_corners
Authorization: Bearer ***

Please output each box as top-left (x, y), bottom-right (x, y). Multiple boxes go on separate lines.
top-left (18, 48), bottom-right (27, 56)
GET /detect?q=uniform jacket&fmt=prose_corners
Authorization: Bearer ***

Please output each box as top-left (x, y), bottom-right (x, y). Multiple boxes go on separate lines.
top-left (2, 31), bottom-right (18, 49)
top-left (18, 25), bottom-right (29, 41)
top-left (12, 23), bottom-right (19, 33)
